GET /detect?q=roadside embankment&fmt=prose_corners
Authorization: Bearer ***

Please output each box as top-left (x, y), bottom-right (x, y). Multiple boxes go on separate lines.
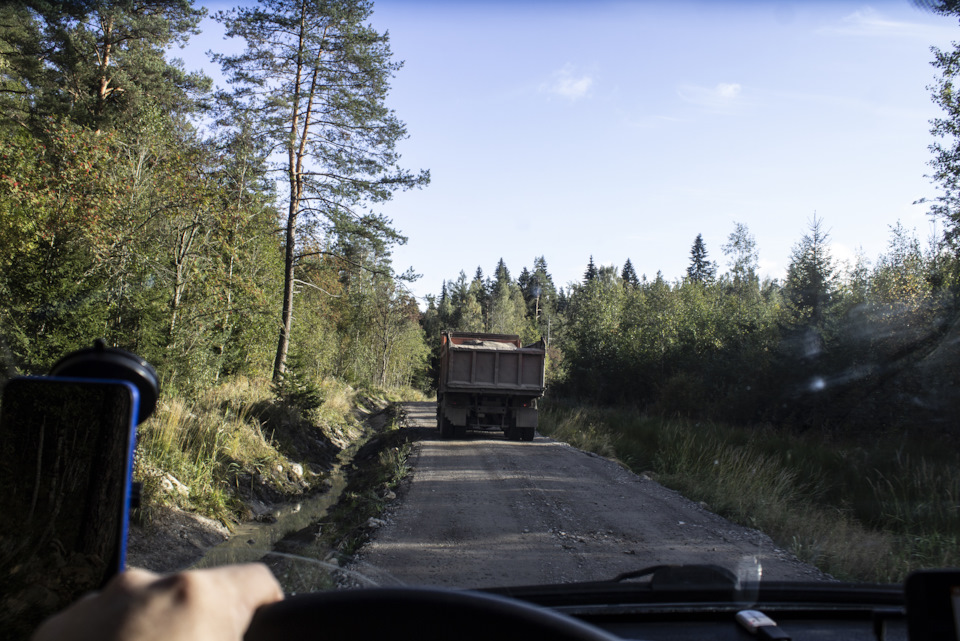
top-left (126, 375), bottom-right (421, 572)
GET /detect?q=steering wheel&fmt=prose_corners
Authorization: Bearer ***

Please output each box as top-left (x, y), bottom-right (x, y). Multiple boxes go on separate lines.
top-left (244, 587), bottom-right (619, 641)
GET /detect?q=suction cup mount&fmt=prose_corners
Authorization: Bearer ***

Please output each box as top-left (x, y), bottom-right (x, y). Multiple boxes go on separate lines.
top-left (49, 339), bottom-right (159, 425)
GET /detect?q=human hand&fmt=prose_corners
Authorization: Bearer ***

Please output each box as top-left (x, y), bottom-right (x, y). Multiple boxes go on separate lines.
top-left (31, 563), bottom-right (283, 641)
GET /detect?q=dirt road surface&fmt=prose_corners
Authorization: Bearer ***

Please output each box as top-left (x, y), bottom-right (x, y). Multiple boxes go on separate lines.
top-left (353, 402), bottom-right (825, 588)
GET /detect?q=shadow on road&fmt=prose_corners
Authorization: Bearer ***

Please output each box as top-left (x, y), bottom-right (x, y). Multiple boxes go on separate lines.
top-left (400, 401), bottom-right (530, 444)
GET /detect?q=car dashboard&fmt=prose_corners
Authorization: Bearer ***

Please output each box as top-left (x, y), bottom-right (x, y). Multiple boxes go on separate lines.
top-left (483, 573), bottom-right (919, 641)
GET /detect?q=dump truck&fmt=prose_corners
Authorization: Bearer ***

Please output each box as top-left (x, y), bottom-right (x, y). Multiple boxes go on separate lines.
top-left (437, 331), bottom-right (546, 441)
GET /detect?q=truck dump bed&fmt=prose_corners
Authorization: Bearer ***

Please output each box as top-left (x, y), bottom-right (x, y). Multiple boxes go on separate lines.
top-left (439, 332), bottom-right (545, 394)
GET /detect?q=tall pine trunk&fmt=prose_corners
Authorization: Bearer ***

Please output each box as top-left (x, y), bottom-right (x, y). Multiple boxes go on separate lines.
top-left (273, 206), bottom-right (299, 381)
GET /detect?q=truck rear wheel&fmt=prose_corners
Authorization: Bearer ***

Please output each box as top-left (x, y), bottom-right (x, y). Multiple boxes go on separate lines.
top-left (520, 428), bottom-right (535, 442)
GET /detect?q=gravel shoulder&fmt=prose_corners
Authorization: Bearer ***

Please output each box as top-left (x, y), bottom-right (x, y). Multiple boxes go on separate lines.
top-left (353, 402), bottom-right (826, 588)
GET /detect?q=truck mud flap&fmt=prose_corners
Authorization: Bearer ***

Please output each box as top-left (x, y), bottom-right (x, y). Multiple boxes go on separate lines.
top-left (515, 407), bottom-right (538, 428)
top-left (443, 406), bottom-right (468, 426)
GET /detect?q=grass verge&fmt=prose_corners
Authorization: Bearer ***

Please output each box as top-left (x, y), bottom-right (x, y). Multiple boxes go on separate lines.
top-left (133, 374), bottom-right (399, 527)
top-left (538, 403), bottom-right (959, 583)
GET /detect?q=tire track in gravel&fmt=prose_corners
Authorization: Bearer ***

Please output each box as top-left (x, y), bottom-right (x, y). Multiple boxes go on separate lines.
top-left (352, 402), bottom-right (826, 588)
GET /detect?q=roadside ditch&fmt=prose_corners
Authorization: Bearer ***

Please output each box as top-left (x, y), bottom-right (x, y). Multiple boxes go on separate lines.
top-left (259, 408), bottom-right (434, 592)
top-left (126, 400), bottom-right (420, 578)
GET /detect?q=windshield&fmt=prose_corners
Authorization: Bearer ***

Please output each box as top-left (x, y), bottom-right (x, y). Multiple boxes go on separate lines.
top-left (1, 0), bottom-right (959, 612)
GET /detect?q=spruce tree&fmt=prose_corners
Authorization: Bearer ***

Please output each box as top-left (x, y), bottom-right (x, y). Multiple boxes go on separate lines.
top-left (687, 233), bottom-right (716, 284)
top-left (518, 267), bottom-right (532, 297)
top-left (784, 215), bottom-right (836, 329)
top-left (531, 257), bottom-right (556, 295)
top-left (583, 256), bottom-right (599, 283)
top-left (494, 258), bottom-right (511, 286)
top-left (526, 256), bottom-right (557, 322)
top-left (621, 259), bottom-right (640, 288)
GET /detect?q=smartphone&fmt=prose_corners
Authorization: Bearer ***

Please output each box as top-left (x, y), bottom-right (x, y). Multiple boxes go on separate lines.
top-left (0, 376), bottom-right (139, 637)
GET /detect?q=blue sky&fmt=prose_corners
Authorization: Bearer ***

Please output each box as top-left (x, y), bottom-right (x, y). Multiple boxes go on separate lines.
top-left (179, 1), bottom-right (960, 305)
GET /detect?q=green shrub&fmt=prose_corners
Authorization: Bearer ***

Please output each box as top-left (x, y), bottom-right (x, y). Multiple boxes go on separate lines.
top-left (273, 369), bottom-right (325, 411)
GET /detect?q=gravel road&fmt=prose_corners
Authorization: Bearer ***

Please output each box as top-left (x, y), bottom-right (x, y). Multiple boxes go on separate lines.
top-left (354, 402), bottom-right (826, 588)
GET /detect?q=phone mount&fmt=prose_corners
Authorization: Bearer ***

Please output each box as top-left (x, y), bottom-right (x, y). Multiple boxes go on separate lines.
top-left (49, 339), bottom-right (160, 425)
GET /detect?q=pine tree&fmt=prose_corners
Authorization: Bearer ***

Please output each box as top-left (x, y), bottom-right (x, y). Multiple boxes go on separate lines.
top-left (215, 0), bottom-right (430, 380)
top-left (0, 0), bottom-right (208, 131)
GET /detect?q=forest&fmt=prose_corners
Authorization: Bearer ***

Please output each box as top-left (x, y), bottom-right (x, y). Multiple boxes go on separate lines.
top-left (426, 216), bottom-right (960, 436)
top-left (3, 0), bottom-right (960, 440)
top-left (419, 211), bottom-right (960, 579)
top-left (0, 0), bottom-right (429, 394)
top-left (3, 0), bottom-right (960, 438)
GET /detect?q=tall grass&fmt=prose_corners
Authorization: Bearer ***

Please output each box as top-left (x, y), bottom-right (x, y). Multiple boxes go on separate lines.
top-left (134, 374), bottom-right (418, 527)
top-left (539, 404), bottom-right (960, 583)
top-left (135, 376), bottom-right (303, 525)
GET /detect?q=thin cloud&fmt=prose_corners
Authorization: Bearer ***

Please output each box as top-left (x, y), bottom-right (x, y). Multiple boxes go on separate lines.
top-left (541, 65), bottom-right (594, 101)
top-left (818, 8), bottom-right (947, 38)
top-left (716, 83), bottom-right (742, 99)
top-left (677, 82), bottom-right (744, 111)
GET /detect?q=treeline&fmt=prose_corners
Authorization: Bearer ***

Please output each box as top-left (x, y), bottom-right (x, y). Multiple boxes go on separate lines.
top-left (422, 257), bottom-right (558, 343)
top-left (427, 219), bottom-right (960, 433)
top-left (420, 256), bottom-right (566, 380)
top-left (0, 1), bottom-right (428, 393)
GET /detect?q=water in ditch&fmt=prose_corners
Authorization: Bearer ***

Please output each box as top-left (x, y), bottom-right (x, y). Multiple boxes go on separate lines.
top-left (191, 422), bottom-right (404, 591)
top-left (192, 442), bottom-right (357, 576)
